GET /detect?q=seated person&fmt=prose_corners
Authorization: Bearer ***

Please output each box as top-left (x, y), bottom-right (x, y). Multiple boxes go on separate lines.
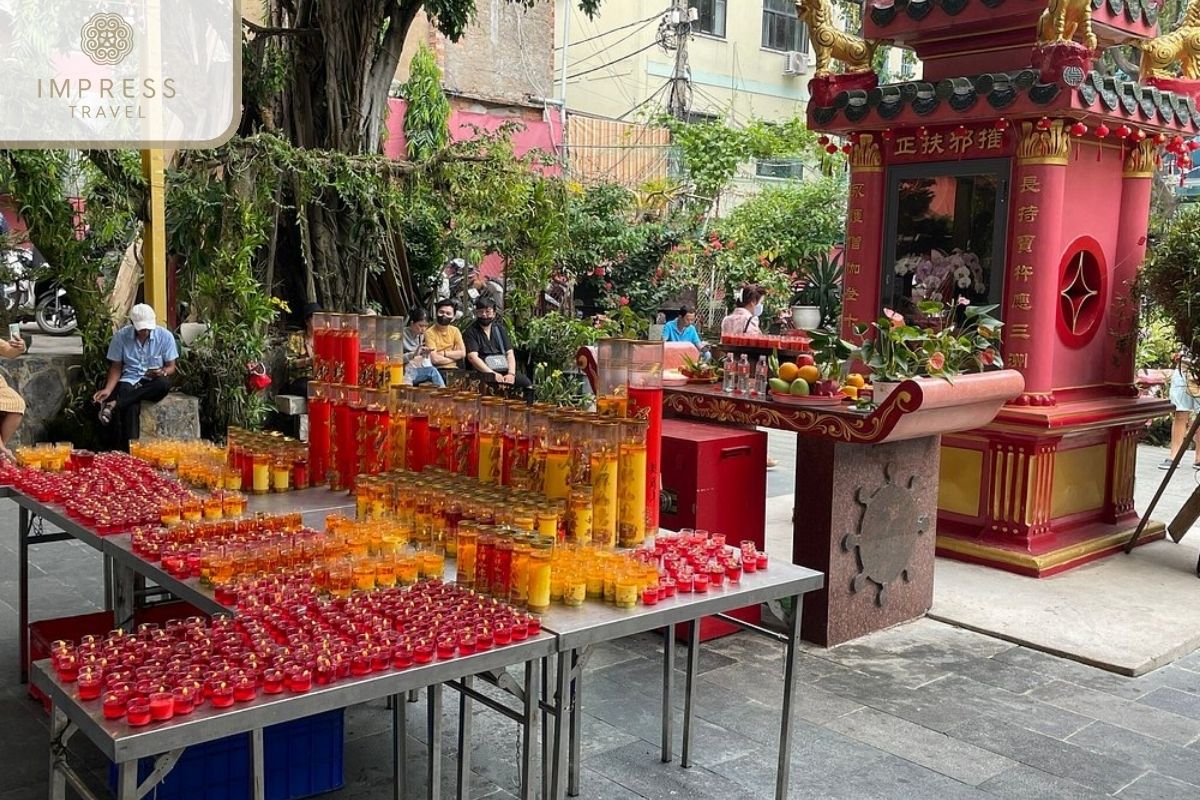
top-left (464, 297), bottom-right (531, 390)
top-left (424, 299), bottom-right (467, 369)
top-left (662, 305), bottom-right (705, 349)
top-left (285, 301), bottom-right (321, 396)
top-left (401, 309), bottom-right (446, 388)
top-left (93, 304), bottom-right (179, 451)
top-left (0, 333), bottom-right (27, 459)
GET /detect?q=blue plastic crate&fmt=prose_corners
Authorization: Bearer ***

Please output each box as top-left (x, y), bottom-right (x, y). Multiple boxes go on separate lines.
top-left (109, 709), bottom-right (344, 800)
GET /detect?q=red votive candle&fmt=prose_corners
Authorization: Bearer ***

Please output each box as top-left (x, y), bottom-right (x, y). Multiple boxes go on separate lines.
top-left (742, 554), bottom-right (758, 573)
top-left (392, 644), bottom-right (413, 669)
top-left (458, 633), bottom-right (477, 656)
top-left (475, 629), bottom-right (494, 651)
top-left (149, 692), bottom-right (174, 721)
top-left (172, 687), bottom-right (197, 716)
top-left (641, 588), bottom-right (660, 606)
top-left (102, 690), bottom-right (128, 720)
top-left (210, 682), bottom-right (235, 708)
top-left (371, 646), bottom-right (390, 672)
top-left (676, 574), bottom-right (694, 593)
top-left (708, 564), bottom-right (725, 587)
top-left (350, 649), bottom-right (372, 676)
top-left (693, 574), bottom-right (709, 593)
top-left (756, 553), bottom-right (769, 570)
top-left (233, 676), bottom-right (257, 702)
top-left (287, 668), bottom-right (312, 693)
top-left (725, 560), bottom-right (742, 583)
top-left (77, 669), bottom-right (103, 701)
top-left (126, 698), bottom-right (152, 727)
top-left (525, 616), bottom-right (541, 635)
top-left (436, 637), bottom-right (457, 660)
top-left (662, 578), bottom-right (677, 598)
top-left (413, 642), bottom-right (434, 664)
top-left (492, 625), bottom-right (511, 645)
top-left (56, 654), bottom-right (79, 683)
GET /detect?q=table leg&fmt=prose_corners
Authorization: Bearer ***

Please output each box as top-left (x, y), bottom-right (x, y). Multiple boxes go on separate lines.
top-left (568, 651), bottom-right (581, 798)
top-left (520, 660), bottom-right (536, 800)
top-left (540, 657), bottom-right (550, 800)
top-left (18, 505), bottom-right (29, 684)
top-left (775, 594), bottom-right (803, 800)
top-left (103, 554), bottom-right (114, 612)
top-left (457, 676), bottom-right (473, 800)
top-left (549, 650), bottom-right (570, 800)
top-left (681, 618), bottom-right (700, 768)
top-left (393, 692), bottom-right (409, 800)
top-left (116, 760), bottom-right (138, 800)
top-left (49, 704), bottom-right (66, 800)
top-left (113, 562), bottom-right (136, 632)
top-left (428, 684), bottom-right (444, 800)
top-left (661, 627), bottom-right (675, 763)
top-left (251, 727), bottom-right (266, 800)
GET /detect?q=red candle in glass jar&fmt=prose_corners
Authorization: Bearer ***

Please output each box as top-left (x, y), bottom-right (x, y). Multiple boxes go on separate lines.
top-left (350, 648), bottom-right (372, 676)
top-left (392, 644), bottom-right (414, 669)
top-left (56, 654), bottom-right (80, 682)
top-left (475, 629), bottom-right (494, 650)
top-left (675, 573), bottom-right (693, 593)
top-left (693, 574), bottom-right (709, 593)
top-left (126, 698), bottom-right (152, 727)
top-left (172, 687), bottom-right (197, 716)
top-left (77, 669), bottom-right (103, 700)
top-left (707, 564), bottom-right (725, 587)
top-left (413, 642), bottom-right (434, 664)
top-left (149, 692), bottom-right (175, 721)
top-left (102, 690), bottom-right (128, 719)
top-left (210, 682), bottom-right (235, 708)
top-left (756, 552), bottom-right (769, 570)
top-left (287, 667), bottom-right (312, 693)
top-left (491, 624), bottom-right (511, 646)
top-left (233, 676), bottom-right (257, 702)
top-left (641, 588), bottom-right (660, 606)
top-left (314, 660), bottom-right (337, 685)
top-left (725, 560), bottom-right (742, 583)
top-left (662, 578), bottom-right (677, 598)
top-left (436, 637), bottom-right (457, 660)
top-left (371, 645), bottom-right (390, 672)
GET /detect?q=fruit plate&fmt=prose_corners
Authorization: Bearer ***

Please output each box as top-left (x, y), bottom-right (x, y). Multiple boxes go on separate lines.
top-left (769, 390), bottom-right (847, 406)
top-left (685, 375), bottom-right (719, 384)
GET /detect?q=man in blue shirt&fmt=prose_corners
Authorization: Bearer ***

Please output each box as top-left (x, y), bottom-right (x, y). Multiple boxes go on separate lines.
top-left (662, 305), bottom-right (706, 349)
top-left (93, 304), bottom-right (179, 449)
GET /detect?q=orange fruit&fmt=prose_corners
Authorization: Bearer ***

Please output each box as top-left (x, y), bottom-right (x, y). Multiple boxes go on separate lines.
top-left (847, 373), bottom-right (866, 389)
top-left (840, 385), bottom-right (859, 400)
top-left (777, 362), bottom-right (799, 383)
top-left (797, 365), bottom-right (821, 384)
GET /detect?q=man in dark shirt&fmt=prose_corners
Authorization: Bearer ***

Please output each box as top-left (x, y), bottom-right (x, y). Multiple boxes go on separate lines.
top-left (464, 297), bottom-right (532, 390)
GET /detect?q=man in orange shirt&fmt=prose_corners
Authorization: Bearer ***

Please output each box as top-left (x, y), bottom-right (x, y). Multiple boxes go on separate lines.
top-left (423, 299), bottom-right (467, 369)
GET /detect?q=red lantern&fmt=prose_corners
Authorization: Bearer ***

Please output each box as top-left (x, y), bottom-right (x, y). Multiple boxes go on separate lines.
top-left (1174, 135), bottom-right (1185, 148)
top-left (1133, 129), bottom-right (1146, 142)
top-left (1036, 117), bottom-right (1051, 130)
top-left (1153, 132), bottom-right (1167, 145)
top-left (1115, 125), bottom-right (1131, 138)
top-left (841, 143), bottom-right (852, 155)
top-left (849, 132), bottom-right (861, 144)
top-left (881, 129), bottom-right (894, 142)
top-left (818, 135), bottom-right (830, 146)
top-left (1187, 140), bottom-right (1200, 152)
top-left (994, 118), bottom-right (1010, 130)
top-left (1069, 122), bottom-right (1087, 137)
top-left (825, 143), bottom-right (838, 154)
top-left (1095, 123), bottom-right (1110, 138)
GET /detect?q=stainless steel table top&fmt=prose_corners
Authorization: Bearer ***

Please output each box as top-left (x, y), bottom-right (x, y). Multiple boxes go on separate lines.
top-left (32, 631), bottom-right (556, 764)
top-left (536, 561), bottom-right (824, 651)
top-left (104, 534), bottom-right (231, 616)
top-left (245, 487), bottom-right (356, 525)
top-left (10, 492), bottom-right (110, 551)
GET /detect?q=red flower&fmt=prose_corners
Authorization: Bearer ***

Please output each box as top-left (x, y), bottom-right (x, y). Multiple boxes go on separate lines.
top-left (619, 296), bottom-right (630, 306)
top-left (982, 349), bottom-right (997, 366)
top-left (593, 266), bottom-right (606, 276)
top-left (928, 351), bottom-right (945, 371)
top-left (604, 281), bottom-right (613, 290)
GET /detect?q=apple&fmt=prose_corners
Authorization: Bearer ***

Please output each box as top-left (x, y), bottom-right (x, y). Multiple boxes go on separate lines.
top-left (795, 353), bottom-right (815, 368)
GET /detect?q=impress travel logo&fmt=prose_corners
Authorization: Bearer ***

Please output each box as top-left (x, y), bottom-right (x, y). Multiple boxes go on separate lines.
top-left (0, 1), bottom-right (240, 148)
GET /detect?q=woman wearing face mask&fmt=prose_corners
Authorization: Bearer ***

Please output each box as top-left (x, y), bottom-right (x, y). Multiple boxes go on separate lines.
top-left (720, 284), bottom-right (767, 338)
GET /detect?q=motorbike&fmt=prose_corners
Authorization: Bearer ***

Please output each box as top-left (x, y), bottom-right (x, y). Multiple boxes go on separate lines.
top-left (1, 247), bottom-right (78, 336)
top-left (442, 257), bottom-right (505, 319)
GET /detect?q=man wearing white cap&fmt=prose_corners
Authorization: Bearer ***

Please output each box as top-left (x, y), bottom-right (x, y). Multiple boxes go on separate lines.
top-left (92, 303), bottom-right (179, 449)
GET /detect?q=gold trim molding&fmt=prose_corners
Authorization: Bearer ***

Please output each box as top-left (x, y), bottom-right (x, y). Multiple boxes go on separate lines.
top-left (936, 522), bottom-right (1165, 572)
top-left (850, 133), bottom-right (882, 173)
top-left (1017, 119), bottom-right (1069, 166)
top-left (1124, 140), bottom-right (1156, 178)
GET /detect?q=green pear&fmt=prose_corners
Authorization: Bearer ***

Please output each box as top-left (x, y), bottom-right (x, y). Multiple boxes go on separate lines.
top-left (789, 378), bottom-right (810, 396)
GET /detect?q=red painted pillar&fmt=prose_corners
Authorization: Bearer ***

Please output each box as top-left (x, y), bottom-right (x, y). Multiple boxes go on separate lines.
top-left (1006, 121), bottom-right (1069, 406)
top-left (1105, 141), bottom-right (1155, 392)
top-left (840, 134), bottom-right (886, 340)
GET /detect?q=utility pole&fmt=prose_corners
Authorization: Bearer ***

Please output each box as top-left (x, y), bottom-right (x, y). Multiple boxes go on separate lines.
top-left (666, 0), bottom-right (693, 121)
top-left (558, 0), bottom-right (571, 168)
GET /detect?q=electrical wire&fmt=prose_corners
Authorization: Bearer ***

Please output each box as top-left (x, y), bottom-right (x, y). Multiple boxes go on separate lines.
top-left (565, 38), bottom-right (665, 81)
top-left (563, 15), bottom-right (662, 71)
top-left (554, 7), bottom-right (670, 51)
top-left (618, 79), bottom-right (672, 120)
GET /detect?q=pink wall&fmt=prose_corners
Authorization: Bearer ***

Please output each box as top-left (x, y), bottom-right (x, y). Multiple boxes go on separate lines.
top-left (384, 98), bottom-right (562, 172)
top-left (384, 99), bottom-right (561, 280)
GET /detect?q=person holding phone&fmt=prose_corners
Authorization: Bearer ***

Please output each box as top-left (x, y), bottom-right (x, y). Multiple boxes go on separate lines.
top-left (401, 308), bottom-right (446, 388)
top-left (0, 330), bottom-right (28, 459)
top-left (93, 303), bottom-right (179, 450)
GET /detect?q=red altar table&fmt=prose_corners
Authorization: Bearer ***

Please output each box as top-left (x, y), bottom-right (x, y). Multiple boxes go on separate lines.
top-left (663, 371), bottom-right (1024, 646)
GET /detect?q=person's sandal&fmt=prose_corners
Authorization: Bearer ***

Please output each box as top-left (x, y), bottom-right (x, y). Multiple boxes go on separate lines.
top-left (98, 403), bottom-right (114, 425)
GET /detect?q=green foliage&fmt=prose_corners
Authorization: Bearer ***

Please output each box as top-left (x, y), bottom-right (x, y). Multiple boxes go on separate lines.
top-left (521, 312), bottom-right (602, 373)
top-left (853, 304), bottom-right (1002, 382)
top-left (1137, 309), bottom-right (1178, 371)
top-left (1143, 205), bottom-right (1200, 378)
top-left (660, 115), bottom-right (825, 212)
top-left (795, 250), bottom-right (844, 328)
top-left (401, 45), bottom-right (451, 162)
top-left (531, 362), bottom-right (592, 408)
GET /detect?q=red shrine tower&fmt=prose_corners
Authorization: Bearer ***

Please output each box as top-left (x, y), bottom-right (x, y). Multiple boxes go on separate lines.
top-left (805, 0), bottom-right (1200, 575)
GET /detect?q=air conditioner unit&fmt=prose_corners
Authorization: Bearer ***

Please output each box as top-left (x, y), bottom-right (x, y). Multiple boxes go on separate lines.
top-left (783, 51), bottom-right (808, 76)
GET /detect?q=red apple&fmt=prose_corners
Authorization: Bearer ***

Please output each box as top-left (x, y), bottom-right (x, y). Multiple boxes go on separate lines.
top-left (795, 353), bottom-right (815, 368)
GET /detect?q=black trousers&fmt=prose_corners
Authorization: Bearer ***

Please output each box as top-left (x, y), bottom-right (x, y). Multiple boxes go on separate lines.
top-left (107, 377), bottom-right (170, 451)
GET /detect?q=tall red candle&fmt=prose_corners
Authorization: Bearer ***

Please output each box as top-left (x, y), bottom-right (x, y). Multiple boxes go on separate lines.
top-left (307, 394), bottom-right (331, 486)
top-left (406, 412), bottom-right (429, 472)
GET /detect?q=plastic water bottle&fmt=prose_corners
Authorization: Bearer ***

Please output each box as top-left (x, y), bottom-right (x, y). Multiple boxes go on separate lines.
top-left (736, 354), bottom-right (750, 395)
top-left (753, 355), bottom-right (768, 397)
top-left (722, 353), bottom-right (736, 393)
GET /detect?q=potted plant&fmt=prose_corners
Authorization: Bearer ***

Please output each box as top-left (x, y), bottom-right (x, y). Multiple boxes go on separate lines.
top-left (790, 283), bottom-right (822, 331)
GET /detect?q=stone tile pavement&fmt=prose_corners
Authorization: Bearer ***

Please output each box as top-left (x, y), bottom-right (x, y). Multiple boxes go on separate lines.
top-left (5, 439), bottom-right (1200, 798)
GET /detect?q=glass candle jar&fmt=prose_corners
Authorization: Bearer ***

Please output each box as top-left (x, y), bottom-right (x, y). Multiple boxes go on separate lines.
top-left (527, 541), bottom-right (553, 613)
top-left (596, 338), bottom-right (632, 418)
top-left (618, 419), bottom-right (649, 548)
top-left (590, 422), bottom-right (620, 549)
top-left (477, 398), bottom-right (506, 485)
top-left (251, 453), bottom-right (270, 495)
top-left (456, 523), bottom-right (478, 590)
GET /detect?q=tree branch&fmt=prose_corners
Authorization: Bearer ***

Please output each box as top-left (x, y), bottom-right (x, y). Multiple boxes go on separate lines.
top-left (242, 18), bottom-right (319, 37)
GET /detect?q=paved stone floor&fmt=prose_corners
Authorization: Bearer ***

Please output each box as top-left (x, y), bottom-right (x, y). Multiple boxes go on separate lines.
top-left (6, 440), bottom-right (1200, 799)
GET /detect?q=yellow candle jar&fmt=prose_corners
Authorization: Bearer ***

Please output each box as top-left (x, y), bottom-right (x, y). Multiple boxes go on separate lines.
top-left (614, 568), bottom-right (639, 609)
top-left (563, 572), bottom-right (588, 607)
top-left (251, 454), bottom-right (270, 495)
top-left (456, 523), bottom-right (478, 590)
top-left (271, 460), bottom-right (291, 493)
top-left (567, 489), bottom-right (592, 545)
top-left (618, 419), bottom-right (649, 547)
top-left (590, 423), bottom-right (620, 549)
top-left (527, 542), bottom-right (553, 613)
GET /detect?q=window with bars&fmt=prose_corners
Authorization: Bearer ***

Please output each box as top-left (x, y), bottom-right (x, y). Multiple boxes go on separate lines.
top-left (688, 0), bottom-right (727, 38)
top-left (761, 0), bottom-right (809, 53)
top-left (755, 159), bottom-right (805, 181)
